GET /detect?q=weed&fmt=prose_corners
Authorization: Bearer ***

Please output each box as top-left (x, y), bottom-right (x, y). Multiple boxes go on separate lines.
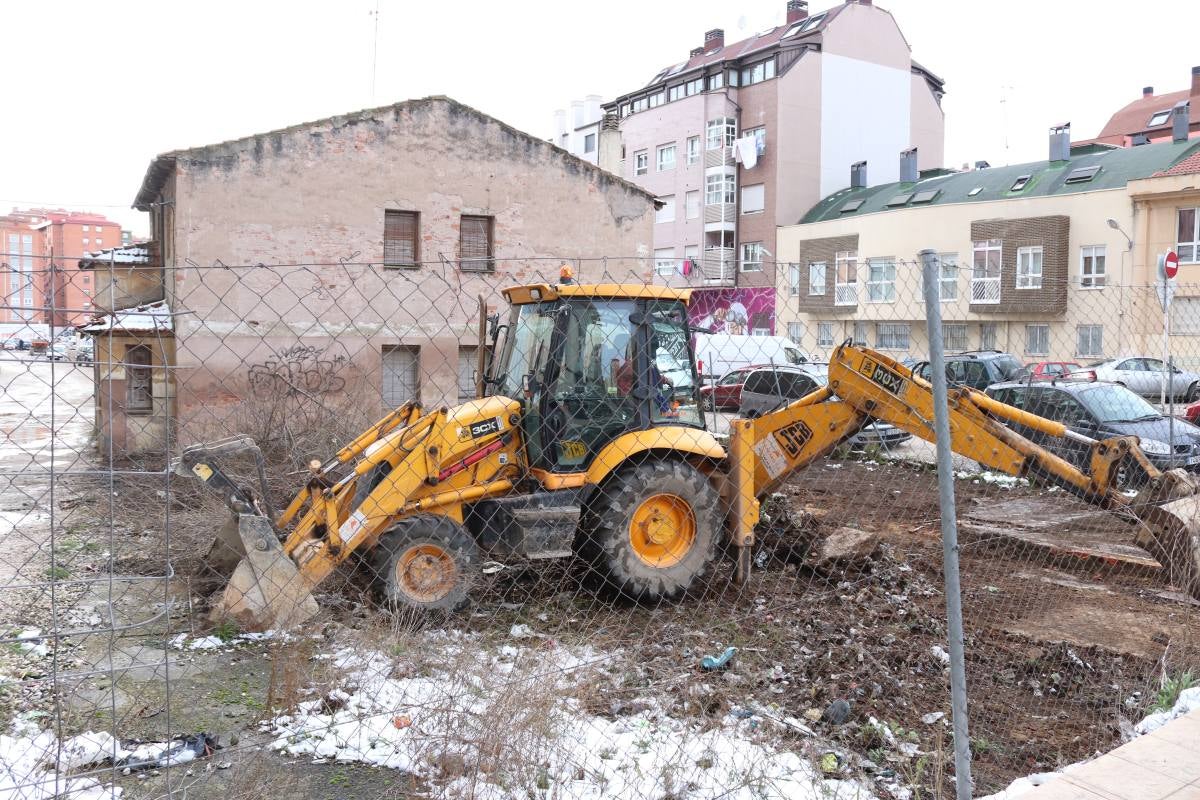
top-left (1153, 670), bottom-right (1197, 712)
top-left (44, 566), bottom-right (69, 580)
top-left (213, 620), bottom-right (240, 643)
top-left (328, 768), bottom-right (350, 787)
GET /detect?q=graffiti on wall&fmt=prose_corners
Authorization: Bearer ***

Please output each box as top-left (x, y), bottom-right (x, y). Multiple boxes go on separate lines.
top-left (247, 343), bottom-right (348, 398)
top-left (687, 288), bottom-right (776, 336)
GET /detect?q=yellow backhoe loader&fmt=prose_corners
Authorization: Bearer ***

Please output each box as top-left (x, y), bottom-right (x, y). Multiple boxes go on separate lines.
top-left (179, 280), bottom-right (1200, 630)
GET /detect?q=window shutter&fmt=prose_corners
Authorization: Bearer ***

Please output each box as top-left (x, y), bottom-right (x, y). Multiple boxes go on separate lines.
top-left (384, 210), bottom-right (418, 267)
top-left (460, 215), bottom-right (493, 271)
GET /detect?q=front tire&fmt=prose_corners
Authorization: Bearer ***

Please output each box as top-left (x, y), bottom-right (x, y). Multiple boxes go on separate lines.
top-left (372, 514), bottom-right (478, 612)
top-left (1187, 382), bottom-right (1200, 403)
top-left (581, 460), bottom-right (720, 602)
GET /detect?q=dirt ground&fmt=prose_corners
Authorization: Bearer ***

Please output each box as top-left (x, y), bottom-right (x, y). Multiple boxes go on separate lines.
top-left (7, 455), bottom-right (1200, 799)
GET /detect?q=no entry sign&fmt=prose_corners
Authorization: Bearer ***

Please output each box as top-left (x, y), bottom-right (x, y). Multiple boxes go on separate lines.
top-left (1161, 250), bottom-right (1180, 280)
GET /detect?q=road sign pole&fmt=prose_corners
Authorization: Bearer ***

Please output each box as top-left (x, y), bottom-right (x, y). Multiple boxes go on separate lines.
top-left (1158, 252), bottom-right (1179, 408)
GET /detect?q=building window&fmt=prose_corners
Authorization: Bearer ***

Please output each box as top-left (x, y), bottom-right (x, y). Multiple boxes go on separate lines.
top-left (382, 345), bottom-right (420, 408)
top-left (1080, 245), bottom-right (1106, 288)
top-left (655, 195), bottom-right (676, 224)
top-left (866, 258), bottom-right (896, 303)
top-left (809, 262), bottom-right (826, 296)
top-left (853, 321), bottom-right (867, 346)
top-left (686, 136), bottom-right (700, 165)
top-left (685, 191), bottom-right (700, 220)
top-left (787, 321), bottom-right (804, 344)
top-left (648, 92), bottom-right (664, 108)
top-left (1016, 246), bottom-right (1043, 289)
top-left (654, 248), bottom-right (676, 277)
top-left (972, 239), bottom-right (1002, 303)
top-left (668, 84), bottom-right (685, 102)
top-left (459, 214), bottom-right (494, 272)
top-left (706, 117), bottom-right (735, 150)
top-left (684, 245), bottom-right (699, 272)
top-left (126, 345), bottom-right (153, 414)
top-left (817, 322), bottom-right (834, 347)
top-left (705, 173), bottom-right (735, 205)
top-left (657, 143), bottom-right (676, 172)
top-left (583, 133), bottom-right (596, 153)
top-left (1025, 324), bottom-right (1049, 356)
top-left (739, 57), bottom-right (776, 86)
top-left (938, 253), bottom-right (958, 301)
top-left (1178, 208), bottom-right (1199, 263)
top-left (82, 225), bottom-right (89, 232)
top-left (745, 126), bottom-right (767, 155)
top-left (383, 209), bottom-right (419, 268)
top-left (835, 251), bottom-right (857, 306)
top-left (634, 150), bottom-right (648, 176)
top-left (1149, 110), bottom-right (1172, 127)
top-left (1077, 324), bottom-right (1104, 358)
top-left (707, 72), bottom-right (724, 91)
top-left (740, 184), bottom-right (765, 214)
top-left (788, 263), bottom-right (800, 296)
top-left (458, 346), bottom-right (478, 401)
top-left (739, 242), bottom-right (763, 272)
top-left (943, 323), bottom-right (968, 352)
top-left (82, 238), bottom-right (89, 246)
top-left (95, 238), bottom-right (102, 246)
top-left (980, 322), bottom-right (997, 350)
top-left (876, 323), bottom-right (910, 350)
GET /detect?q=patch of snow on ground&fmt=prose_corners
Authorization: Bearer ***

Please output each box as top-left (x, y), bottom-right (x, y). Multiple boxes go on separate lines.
top-left (0, 717), bottom-right (123, 799)
top-left (955, 470), bottom-right (1027, 488)
top-left (267, 631), bottom-right (875, 799)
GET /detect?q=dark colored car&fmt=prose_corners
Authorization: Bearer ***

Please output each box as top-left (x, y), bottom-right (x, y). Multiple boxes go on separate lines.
top-left (986, 379), bottom-right (1200, 484)
top-left (916, 350), bottom-right (1025, 390)
top-left (699, 366), bottom-right (757, 411)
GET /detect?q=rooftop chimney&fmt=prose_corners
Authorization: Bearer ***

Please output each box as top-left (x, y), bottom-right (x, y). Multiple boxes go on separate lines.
top-left (1049, 122), bottom-right (1071, 162)
top-left (899, 147), bottom-right (918, 183)
top-left (1173, 100), bottom-right (1191, 143)
top-left (1143, 86), bottom-right (1155, 97)
top-left (1192, 66), bottom-right (1200, 97)
top-left (786, 0), bottom-right (809, 23)
top-left (690, 46), bottom-right (704, 57)
top-left (851, 160), bottom-right (867, 189)
top-left (704, 28), bottom-right (724, 51)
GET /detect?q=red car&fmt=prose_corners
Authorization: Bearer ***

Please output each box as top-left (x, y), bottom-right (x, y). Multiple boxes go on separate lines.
top-left (1022, 360), bottom-right (1084, 381)
top-left (1186, 401), bottom-right (1200, 424)
top-left (699, 366), bottom-right (757, 411)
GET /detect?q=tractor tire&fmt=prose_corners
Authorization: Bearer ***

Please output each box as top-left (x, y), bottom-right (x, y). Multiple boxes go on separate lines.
top-left (372, 514), bottom-right (478, 612)
top-left (581, 459), bottom-right (720, 602)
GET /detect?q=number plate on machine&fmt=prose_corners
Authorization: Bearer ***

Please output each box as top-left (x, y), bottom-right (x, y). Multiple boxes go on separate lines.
top-left (860, 357), bottom-right (906, 396)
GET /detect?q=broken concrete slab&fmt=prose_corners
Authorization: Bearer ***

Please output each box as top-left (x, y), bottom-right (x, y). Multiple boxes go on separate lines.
top-left (1004, 601), bottom-right (1175, 659)
top-left (814, 526), bottom-right (880, 567)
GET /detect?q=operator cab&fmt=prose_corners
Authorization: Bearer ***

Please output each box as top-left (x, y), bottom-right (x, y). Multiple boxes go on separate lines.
top-left (492, 283), bottom-right (703, 472)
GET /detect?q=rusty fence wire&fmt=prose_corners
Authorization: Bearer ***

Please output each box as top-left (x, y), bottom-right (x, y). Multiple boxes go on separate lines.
top-left (0, 253), bottom-right (1198, 800)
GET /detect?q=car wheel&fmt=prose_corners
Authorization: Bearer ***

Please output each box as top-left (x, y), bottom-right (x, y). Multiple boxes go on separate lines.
top-left (701, 394), bottom-right (714, 411)
top-left (1188, 383), bottom-right (1200, 403)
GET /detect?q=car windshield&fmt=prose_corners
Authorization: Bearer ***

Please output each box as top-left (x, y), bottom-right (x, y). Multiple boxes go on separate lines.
top-left (991, 355), bottom-right (1023, 381)
top-left (1078, 384), bottom-right (1161, 423)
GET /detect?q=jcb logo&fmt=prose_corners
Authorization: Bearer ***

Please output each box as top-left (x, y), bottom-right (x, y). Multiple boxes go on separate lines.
top-left (773, 421), bottom-right (812, 459)
top-left (559, 440), bottom-right (587, 462)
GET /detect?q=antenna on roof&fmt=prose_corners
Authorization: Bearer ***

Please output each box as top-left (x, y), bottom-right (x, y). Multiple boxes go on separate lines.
top-left (369, 0), bottom-right (380, 104)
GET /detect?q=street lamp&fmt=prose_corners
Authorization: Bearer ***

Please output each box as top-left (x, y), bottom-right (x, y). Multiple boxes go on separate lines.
top-left (1107, 217), bottom-right (1133, 250)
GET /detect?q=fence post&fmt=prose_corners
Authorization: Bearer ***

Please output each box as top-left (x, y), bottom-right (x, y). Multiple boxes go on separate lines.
top-left (919, 248), bottom-right (973, 799)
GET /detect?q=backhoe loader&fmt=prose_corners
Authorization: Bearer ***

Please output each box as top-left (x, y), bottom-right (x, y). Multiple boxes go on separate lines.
top-left (180, 279), bottom-right (1200, 630)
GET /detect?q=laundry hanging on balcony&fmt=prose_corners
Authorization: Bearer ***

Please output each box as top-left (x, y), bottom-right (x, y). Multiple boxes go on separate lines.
top-left (733, 136), bottom-right (759, 169)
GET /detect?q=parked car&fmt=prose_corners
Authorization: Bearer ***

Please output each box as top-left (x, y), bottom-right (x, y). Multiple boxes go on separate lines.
top-left (915, 350), bottom-right (1025, 390)
top-left (986, 379), bottom-right (1200, 484)
top-left (1088, 357), bottom-right (1200, 401)
top-left (1017, 360), bottom-right (1084, 382)
top-left (48, 341), bottom-right (70, 361)
top-left (74, 338), bottom-right (94, 363)
top-left (1185, 401), bottom-right (1200, 424)
top-left (738, 364), bottom-right (911, 448)
top-left (699, 366), bottom-right (757, 411)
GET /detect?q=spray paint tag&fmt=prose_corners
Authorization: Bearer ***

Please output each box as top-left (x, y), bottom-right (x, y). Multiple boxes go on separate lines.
top-left (754, 436), bottom-right (788, 481)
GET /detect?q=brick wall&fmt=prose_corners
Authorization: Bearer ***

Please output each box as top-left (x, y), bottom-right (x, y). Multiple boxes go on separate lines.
top-left (968, 215), bottom-right (1069, 315)
top-left (793, 233), bottom-right (859, 313)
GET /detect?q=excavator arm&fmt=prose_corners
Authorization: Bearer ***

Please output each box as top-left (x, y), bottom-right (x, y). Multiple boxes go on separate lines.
top-left (728, 342), bottom-right (1200, 598)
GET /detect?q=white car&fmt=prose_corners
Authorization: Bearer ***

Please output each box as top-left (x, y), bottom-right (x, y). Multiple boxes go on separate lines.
top-left (1089, 357), bottom-right (1200, 401)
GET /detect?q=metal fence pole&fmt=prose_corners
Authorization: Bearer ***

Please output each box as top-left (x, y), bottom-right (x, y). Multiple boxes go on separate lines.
top-left (919, 248), bottom-right (973, 799)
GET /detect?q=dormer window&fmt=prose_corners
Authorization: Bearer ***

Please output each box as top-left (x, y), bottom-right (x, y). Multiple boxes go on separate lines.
top-left (1010, 175), bottom-right (1032, 192)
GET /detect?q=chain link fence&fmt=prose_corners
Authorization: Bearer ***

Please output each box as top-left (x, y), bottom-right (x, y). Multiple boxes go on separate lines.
top-left (1, 253), bottom-right (1198, 799)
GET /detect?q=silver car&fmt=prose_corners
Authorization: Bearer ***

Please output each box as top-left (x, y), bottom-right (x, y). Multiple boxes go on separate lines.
top-left (1089, 357), bottom-right (1200, 402)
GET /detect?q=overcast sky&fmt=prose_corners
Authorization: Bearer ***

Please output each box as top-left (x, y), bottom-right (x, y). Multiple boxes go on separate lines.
top-left (2, 0), bottom-right (1198, 237)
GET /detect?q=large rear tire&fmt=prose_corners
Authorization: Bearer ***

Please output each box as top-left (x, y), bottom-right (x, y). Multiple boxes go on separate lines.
top-left (581, 460), bottom-right (720, 602)
top-left (372, 515), bottom-right (478, 612)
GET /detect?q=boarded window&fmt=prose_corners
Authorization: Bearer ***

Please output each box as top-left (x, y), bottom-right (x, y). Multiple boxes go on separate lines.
top-left (126, 345), bottom-right (153, 414)
top-left (458, 346), bottom-right (478, 401)
top-left (383, 210), bottom-right (419, 268)
top-left (382, 345), bottom-right (420, 408)
top-left (459, 215), bottom-right (494, 271)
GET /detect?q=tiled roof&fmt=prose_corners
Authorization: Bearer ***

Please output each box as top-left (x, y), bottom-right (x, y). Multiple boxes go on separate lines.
top-left (1096, 89), bottom-right (1199, 142)
top-left (799, 138), bottom-right (1200, 224)
top-left (78, 243), bottom-right (152, 268)
top-left (1156, 149), bottom-right (1200, 177)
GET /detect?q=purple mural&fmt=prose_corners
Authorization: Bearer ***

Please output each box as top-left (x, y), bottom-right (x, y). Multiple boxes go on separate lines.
top-left (688, 288), bottom-right (776, 337)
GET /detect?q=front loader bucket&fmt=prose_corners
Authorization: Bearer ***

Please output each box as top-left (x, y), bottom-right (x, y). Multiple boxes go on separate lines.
top-left (1133, 495), bottom-right (1200, 601)
top-left (209, 514), bottom-right (320, 632)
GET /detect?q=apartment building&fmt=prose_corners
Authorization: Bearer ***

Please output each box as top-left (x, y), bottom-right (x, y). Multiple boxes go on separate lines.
top-left (552, 96), bottom-right (604, 164)
top-left (601, 0), bottom-right (944, 334)
top-left (34, 210), bottom-right (121, 327)
top-left (1091, 66), bottom-right (1200, 147)
top-left (776, 128), bottom-right (1200, 365)
top-left (0, 209), bottom-right (44, 326)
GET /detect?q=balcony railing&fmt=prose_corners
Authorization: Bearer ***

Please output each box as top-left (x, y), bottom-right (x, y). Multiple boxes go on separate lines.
top-left (834, 282), bottom-right (858, 307)
top-left (971, 276), bottom-right (1001, 304)
top-left (700, 248), bottom-right (735, 284)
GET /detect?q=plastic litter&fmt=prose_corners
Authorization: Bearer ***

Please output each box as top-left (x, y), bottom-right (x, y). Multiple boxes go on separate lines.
top-left (700, 646), bottom-right (737, 670)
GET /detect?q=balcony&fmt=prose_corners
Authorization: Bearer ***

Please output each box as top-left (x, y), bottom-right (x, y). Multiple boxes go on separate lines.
top-left (700, 247), bottom-right (735, 285)
top-left (834, 282), bottom-right (858, 307)
top-left (971, 276), bottom-right (1000, 304)
top-left (703, 203), bottom-right (736, 231)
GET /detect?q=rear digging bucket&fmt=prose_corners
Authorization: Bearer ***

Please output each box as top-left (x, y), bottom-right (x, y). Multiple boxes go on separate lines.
top-left (1134, 495), bottom-right (1200, 601)
top-left (209, 514), bottom-right (320, 631)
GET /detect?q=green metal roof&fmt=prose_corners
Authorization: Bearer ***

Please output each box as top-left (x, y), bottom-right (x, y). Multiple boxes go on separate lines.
top-left (799, 138), bottom-right (1200, 224)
